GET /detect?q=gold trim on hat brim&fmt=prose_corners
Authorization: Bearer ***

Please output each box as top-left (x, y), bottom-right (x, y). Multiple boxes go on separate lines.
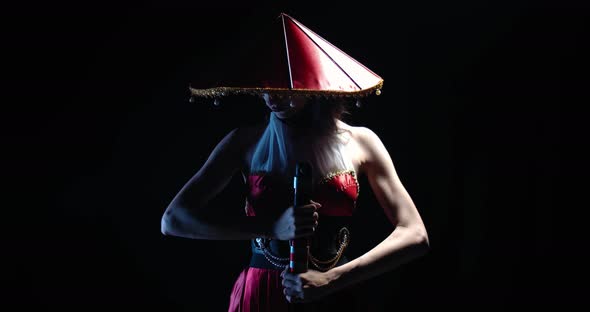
top-left (188, 80), bottom-right (383, 98)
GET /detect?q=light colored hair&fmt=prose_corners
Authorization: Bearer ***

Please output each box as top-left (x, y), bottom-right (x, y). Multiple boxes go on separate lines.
top-left (249, 99), bottom-right (354, 183)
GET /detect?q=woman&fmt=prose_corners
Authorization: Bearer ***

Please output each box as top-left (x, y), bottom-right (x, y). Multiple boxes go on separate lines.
top-left (161, 91), bottom-right (430, 311)
top-left (162, 12), bottom-right (429, 312)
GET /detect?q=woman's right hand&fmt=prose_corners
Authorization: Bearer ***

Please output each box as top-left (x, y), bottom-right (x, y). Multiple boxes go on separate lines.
top-left (271, 200), bottom-right (320, 240)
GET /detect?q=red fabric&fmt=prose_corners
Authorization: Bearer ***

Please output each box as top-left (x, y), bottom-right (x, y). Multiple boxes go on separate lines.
top-left (245, 172), bottom-right (358, 217)
top-left (228, 268), bottom-right (367, 312)
top-left (228, 268), bottom-right (287, 312)
top-left (283, 17), bottom-right (357, 91)
top-left (285, 14), bottom-right (383, 91)
top-left (229, 172), bottom-right (361, 311)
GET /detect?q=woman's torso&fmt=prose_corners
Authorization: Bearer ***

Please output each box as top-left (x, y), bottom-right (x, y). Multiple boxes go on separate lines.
top-left (236, 118), bottom-right (367, 267)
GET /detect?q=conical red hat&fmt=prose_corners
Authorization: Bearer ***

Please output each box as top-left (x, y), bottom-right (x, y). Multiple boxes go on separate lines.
top-left (189, 13), bottom-right (383, 99)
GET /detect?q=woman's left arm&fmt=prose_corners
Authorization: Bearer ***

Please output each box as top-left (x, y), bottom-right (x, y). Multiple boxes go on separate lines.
top-left (282, 127), bottom-right (429, 302)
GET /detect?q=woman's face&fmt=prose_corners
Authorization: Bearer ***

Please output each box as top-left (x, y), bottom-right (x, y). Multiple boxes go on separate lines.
top-left (263, 93), bottom-right (307, 119)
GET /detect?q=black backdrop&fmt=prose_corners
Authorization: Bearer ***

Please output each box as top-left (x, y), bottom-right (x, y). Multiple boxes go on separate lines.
top-left (4, 0), bottom-right (588, 310)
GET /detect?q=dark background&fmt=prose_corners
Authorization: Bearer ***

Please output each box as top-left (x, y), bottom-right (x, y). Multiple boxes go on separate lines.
top-left (4, 0), bottom-right (588, 310)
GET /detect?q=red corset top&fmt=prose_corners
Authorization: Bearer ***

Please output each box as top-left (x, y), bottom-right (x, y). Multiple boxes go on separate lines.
top-left (245, 170), bottom-right (359, 217)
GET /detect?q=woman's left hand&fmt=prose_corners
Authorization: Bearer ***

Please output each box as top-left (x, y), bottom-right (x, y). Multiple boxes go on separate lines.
top-left (280, 266), bottom-right (339, 303)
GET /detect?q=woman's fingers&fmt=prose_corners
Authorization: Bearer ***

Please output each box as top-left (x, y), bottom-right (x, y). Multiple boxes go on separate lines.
top-left (283, 287), bottom-right (303, 300)
top-left (295, 215), bottom-right (314, 223)
top-left (281, 276), bottom-right (302, 289)
top-left (289, 200), bottom-right (321, 238)
top-left (294, 203), bottom-right (320, 217)
top-left (294, 208), bottom-right (319, 226)
top-left (294, 226), bottom-right (315, 237)
top-left (281, 271), bottom-right (303, 302)
top-left (295, 202), bottom-right (321, 211)
top-left (294, 216), bottom-right (316, 229)
top-left (294, 206), bottom-right (316, 216)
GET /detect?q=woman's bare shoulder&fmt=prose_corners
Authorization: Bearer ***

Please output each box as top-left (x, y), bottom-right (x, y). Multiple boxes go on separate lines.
top-left (336, 120), bottom-right (379, 144)
top-left (210, 122), bottom-right (266, 158)
top-left (336, 120), bottom-right (386, 172)
top-left (226, 122), bottom-right (267, 169)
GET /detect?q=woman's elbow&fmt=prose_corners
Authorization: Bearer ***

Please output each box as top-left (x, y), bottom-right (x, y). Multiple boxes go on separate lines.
top-left (161, 209), bottom-right (174, 236)
top-left (160, 204), bottom-right (205, 238)
top-left (161, 205), bottom-right (185, 237)
top-left (412, 226), bottom-right (430, 256)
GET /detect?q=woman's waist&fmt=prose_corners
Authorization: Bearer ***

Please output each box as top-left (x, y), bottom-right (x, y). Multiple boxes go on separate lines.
top-left (257, 217), bottom-right (351, 253)
top-left (249, 251), bottom-right (350, 270)
top-left (250, 220), bottom-right (352, 271)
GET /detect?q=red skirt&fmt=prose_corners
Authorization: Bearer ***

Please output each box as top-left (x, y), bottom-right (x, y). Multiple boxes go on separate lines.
top-left (228, 267), bottom-right (369, 312)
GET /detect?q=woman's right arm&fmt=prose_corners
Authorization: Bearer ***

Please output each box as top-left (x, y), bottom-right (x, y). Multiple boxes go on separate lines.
top-left (161, 127), bottom-right (273, 240)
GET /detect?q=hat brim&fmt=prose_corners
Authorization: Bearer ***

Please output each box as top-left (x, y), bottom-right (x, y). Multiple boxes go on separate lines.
top-left (189, 79), bottom-right (383, 98)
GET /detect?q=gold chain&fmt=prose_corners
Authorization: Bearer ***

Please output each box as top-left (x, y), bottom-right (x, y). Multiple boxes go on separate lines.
top-left (308, 227), bottom-right (350, 271)
top-left (254, 227), bottom-right (350, 271)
